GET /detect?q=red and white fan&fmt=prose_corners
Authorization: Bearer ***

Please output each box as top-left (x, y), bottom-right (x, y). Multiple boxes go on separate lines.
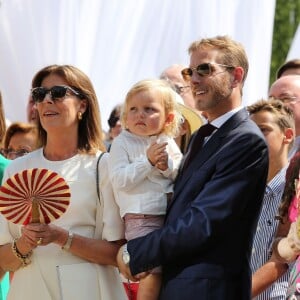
top-left (0, 168), bottom-right (71, 224)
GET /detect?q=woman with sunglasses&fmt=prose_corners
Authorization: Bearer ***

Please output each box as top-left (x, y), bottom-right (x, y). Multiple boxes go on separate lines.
top-left (0, 65), bottom-right (127, 300)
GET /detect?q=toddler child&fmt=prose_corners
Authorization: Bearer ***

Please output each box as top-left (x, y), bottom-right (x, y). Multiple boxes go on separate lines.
top-left (109, 79), bottom-right (183, 300)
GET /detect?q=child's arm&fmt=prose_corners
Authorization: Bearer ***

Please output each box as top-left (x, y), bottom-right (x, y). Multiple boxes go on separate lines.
top-left (251, 215), bottom-right (290, 297)
top-left (108, 138), bottom-right (153, 191)
top-left (155, 138), bottom-right (182, 180)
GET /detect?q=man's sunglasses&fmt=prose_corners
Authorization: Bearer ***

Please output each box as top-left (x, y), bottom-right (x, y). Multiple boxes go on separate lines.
top-left (31, 85), bottom-right (84, 103)
top-left (181, 62), bottom-right (235, 80)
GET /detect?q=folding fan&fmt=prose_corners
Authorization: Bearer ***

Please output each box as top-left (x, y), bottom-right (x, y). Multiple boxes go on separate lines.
top-left (0, 168), bottom-right (70, 224)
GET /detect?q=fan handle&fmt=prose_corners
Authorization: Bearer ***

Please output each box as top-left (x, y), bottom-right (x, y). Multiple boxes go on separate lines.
top-left (31, 198), bottom-right (40, 223)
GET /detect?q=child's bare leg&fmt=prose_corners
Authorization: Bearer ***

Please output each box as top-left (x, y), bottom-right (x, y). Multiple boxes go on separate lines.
top-left (137, 273), bottom-right (162, 300)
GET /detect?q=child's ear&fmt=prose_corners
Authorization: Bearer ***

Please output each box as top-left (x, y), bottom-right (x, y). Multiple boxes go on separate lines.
top-left (283, 128), bottom-right (294, 144)
top-left (165, 113), bottom-right (175, 125)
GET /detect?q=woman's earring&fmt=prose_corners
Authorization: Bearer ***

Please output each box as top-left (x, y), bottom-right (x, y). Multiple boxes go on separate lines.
top-left (78, 111), bottom-right (83, 120)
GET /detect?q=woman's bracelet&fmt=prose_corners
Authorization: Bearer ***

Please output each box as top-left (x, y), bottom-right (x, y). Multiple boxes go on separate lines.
top-left (62, 231), bottom-right (74, 251)
top-left (11, 238), bottom-right (32, 267)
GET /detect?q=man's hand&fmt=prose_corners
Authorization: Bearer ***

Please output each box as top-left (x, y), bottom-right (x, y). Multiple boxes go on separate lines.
top-left (117, 244), bottom-right (149, 281)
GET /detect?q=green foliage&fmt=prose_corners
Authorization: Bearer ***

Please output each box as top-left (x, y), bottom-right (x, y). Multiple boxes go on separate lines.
top-left (270, 0), bottom-right (300, 85)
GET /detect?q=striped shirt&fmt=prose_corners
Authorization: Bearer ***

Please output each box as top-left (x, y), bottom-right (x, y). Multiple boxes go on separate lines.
top-left (251, 166), bottom-right (289, 300)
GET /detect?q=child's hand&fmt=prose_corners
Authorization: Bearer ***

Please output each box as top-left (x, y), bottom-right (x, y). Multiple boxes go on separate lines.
top-left (156, 151), bottom-right (169, 171)
top-left (147, 141), bottom-right (168, 171)
top-left (272, 221), bottom-right (300, 263)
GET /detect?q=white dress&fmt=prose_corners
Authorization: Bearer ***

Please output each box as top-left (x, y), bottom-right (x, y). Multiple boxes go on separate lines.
top-left (0, 149), bottom-right (127, 300)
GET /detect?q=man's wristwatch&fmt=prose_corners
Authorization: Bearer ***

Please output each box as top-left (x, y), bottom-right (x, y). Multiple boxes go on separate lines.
top-left (122, 244), bottom-right (130, 265)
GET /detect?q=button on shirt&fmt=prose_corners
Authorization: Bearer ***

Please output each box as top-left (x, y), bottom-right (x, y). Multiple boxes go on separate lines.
top-left (251, 166), bottom-right (289, 300)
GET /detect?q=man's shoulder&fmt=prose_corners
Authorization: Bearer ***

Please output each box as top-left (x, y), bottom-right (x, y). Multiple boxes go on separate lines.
top-left (219, 115), bottom-right (266, 147)
top-left (219, 108), bottom-right (264, 138)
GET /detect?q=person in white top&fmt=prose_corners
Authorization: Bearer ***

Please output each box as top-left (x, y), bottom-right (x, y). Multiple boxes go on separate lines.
top-left (108, 79), bottom-right (182, 300)
top-left (0, 64), bottom-right (126, 300)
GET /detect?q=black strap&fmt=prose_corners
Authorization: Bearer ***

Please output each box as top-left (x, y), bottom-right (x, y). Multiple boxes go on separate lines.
top-left (96, 152), bottom-right (105, 203)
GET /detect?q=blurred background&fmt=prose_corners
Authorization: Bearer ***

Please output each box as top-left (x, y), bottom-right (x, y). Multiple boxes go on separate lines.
top-left (0, 0), bottom-right (298, 132)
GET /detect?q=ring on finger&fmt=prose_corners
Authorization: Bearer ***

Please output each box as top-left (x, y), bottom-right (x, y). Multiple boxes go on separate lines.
top-left (37, 237), bottom-right (43, 245)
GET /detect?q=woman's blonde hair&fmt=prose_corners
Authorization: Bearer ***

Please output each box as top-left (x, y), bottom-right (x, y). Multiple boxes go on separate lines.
top-left (31, 64), bottom-right (105, 154)
top-left (121, 79), bottom-right (181, 137)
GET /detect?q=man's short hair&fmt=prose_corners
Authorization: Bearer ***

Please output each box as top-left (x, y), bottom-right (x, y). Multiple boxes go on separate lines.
top-left (247, 98), bottom-right (295, 133)
top-left (276, 59), bottom-right (300, 79)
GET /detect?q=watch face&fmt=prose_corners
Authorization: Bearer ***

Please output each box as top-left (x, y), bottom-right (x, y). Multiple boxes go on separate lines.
top-left (123, 252), bottom-right (130, 265)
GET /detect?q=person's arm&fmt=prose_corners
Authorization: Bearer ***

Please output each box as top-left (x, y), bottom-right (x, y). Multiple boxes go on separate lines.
top-left (50, 228), bottom-right (124, 267)
top-left (251, 259), bottom-right (288, 297)
top-left (108, 136), bottom-right (153, 191)
top-left (251, 216), bottom-right (291, 297)
top-left (0, 224), bottom-right (124, 272)
top-left (0, 233), bottom-right (36, 272)
top-left (101, 153), bottom-right (125, 241)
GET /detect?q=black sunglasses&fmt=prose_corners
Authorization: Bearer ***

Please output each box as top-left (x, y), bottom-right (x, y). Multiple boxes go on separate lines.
top-left (181, 62), bottom-right (235, 80)
top-left (1, 148), bottom-right (30, 158)
top-left (31, 85), bottom-right (84, 103)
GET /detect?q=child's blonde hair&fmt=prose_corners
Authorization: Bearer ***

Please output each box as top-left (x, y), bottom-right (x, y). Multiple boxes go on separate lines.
top-left (121, 79), bottom-right (182, 137)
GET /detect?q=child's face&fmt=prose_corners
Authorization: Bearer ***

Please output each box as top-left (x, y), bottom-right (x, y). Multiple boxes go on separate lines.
top-left (125, 90), bottom-right (167, 137)
top-left (250, 110), bottom-right (287, 162)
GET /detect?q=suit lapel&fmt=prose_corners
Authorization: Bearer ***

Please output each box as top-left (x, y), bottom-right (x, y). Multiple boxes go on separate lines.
top-left (174, 133), bottom-right (223, 197)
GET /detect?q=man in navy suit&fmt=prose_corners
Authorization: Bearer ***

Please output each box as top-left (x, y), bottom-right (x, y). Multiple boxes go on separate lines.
top-left (117, 35), bottom-right (268, 300)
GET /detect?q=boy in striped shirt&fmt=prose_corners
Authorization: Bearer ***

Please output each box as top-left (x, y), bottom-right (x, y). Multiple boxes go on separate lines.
top-left (248, 99), bottom-right (295, 299)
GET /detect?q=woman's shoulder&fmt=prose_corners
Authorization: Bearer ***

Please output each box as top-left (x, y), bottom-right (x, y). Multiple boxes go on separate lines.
top-left (96, 151), bottom-right (109, 167)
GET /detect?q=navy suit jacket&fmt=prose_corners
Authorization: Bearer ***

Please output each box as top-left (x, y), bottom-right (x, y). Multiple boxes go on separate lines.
top-left (127, 108), bottom-right (268, 300)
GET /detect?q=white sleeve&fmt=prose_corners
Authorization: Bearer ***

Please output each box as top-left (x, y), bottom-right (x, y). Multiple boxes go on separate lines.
top-left (160, 137), bottom-right (183, 180)
top-left (99, 153), bottom-right (125, 241)
top-left (108, 138), bottom-right (153, 192)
